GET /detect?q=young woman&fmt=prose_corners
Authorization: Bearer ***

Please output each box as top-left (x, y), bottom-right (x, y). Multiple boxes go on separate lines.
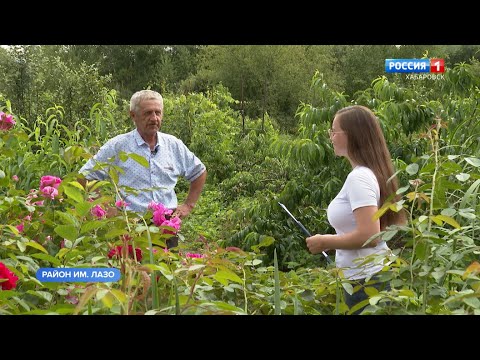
top-left (306, 105), bottom-right (405, 314)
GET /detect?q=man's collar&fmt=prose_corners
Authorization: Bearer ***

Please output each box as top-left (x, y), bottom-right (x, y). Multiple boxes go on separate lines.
top-left (134, 129), bottom-right (158, 147)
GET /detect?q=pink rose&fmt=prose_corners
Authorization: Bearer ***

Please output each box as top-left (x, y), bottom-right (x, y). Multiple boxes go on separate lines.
top-left (0, 112), bottom-right (15, 131)
top-left (41, 186), bottom-right (59, 199)
top-left (115, 200), bottom-right (129, 208)
top-left (185, 252), bottom-right (204, 259)
top-left (160, 217), bottom-right (181, 235)
top-left (16, 223), bottom-right (24, 233)
top-left (40, 175), bottom-right (62, 191)
top-left (90, 205), bottom-right (106, 218)
top-left (0, 262), bottom-right (19, 290)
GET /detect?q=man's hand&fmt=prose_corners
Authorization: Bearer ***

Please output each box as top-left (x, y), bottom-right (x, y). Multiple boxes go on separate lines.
top-left (106, 206), bottom-right (119, 218)
top-left (172, 171), bottom-right (206, 219)
top-left (172, 203), bottom-right (195, 219)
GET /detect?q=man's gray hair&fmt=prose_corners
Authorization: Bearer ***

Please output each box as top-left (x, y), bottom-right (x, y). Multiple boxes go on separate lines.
top-left (130, 90), bottom-right (163, 113)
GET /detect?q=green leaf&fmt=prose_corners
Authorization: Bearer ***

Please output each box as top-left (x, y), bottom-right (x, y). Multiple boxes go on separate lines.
top-left (398, 289), bottom-right (415, 297)
top-left (26, 241), bottom-right (48, 254)
top-left (202, 301), bottom-right (245, 314)
top-left (75, 201), bottom-right (94, 217)
top-left (251, 236), bottom-right (275, 252)
top-left (0, 176), bottom-right (8, 186)
top-left (415, 242), bottom-right (427, 260)
top-left (441, 208), bottom-right (456, 217)
top-left (14, 297), bottom-right (31, 311)
top-left (143, 263), bottom-right (172, 276)
top-left (349, 299), bottom-right (370, 314)
top-left (57, 248), bottom-right (70, 259)
top-left (433, 215), bottom-right (461, 229)
top-left (109, 289), bottom-right (127, 304)
top-left (369, 296), bottom-right (382, 305)
top-left (382, 230), bottom-right (398, 241)
top-left (459, 211), bottom-right (476, 220)
top-left (441, 162), bottom-right (462, 173)
top-left (90, 180), bottom-right (111, 192)
top-left (108, 168), bottom-right (119, 184)
top-left (31, 253), bottom-right (62, 266)
top-left (463, 297), bottom-right (480, 309)
top-left (455, 173), bottom-right (470, 182)
top-left (17, 240), bottom-right (26, 252)
top-left (80, 220), bottom-right (107, 234)
top-left (54, 210), bottom-right (79, 227)
top-left (364, 286), bottom-right (379, 297)
top-left (67, 181), bottom-right (85, 191)
top-left (396, 185), bottom-right (410, 194)
top-left (418, 215), bottom-right (428, 223)
top-left (135, 225), bottom-right (149, 233)
top-left (95, 289), bottom-right (111, 300)
top-left (341, 281), bottom-right (353, 295)
top-left (373, 203), bottom-right (390, 221)
top-left (0, 290), bottom-right (17, 300)
top-left (54, 225), bottom-right (78, 241)
top-left (104, 228), bottom-right (128, 239)
top-left (465, 157), bottom-right (480, 167)
top-left (459, 179), bottom-right (480, 210)
top-left (430, 216), bottom-right (443, 226)
top-left (27, 290), bottom-right (53, 302)
top-left (91, 256), bottom-right (105, 263)
top-left (188, 264), bottom-right (206, 271)
top-left (63, 185), bottom-right (84, 203)
top-left (214, 269), bottom-right (243, 285)
top-left (406, 163), bottom-right (419, 175)
top-left (147, 263), bottom-right (173, 281)
top-left (5, 224), bottom-right (20, 235)
top-left (118, 151), bottom-right (129, 162)
top-left (128, 153), bottom-right (149, 168)
top-left (98, 290), bottom-right (115, 308)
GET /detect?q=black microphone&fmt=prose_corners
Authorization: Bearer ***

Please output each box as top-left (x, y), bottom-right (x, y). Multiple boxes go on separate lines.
top-left (151, 147), bottom-right (158, 155)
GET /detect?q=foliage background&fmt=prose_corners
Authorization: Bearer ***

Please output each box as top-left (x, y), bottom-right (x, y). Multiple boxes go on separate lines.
top-left (1, 45), bottom-right (479, 314)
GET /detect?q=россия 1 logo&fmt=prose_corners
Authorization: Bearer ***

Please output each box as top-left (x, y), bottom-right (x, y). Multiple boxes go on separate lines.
top-left (385, 58), bottom-right (445, 73)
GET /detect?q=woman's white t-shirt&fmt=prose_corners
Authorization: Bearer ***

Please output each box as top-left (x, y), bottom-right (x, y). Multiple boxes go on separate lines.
top-left (327, 166), bottom-right (390, 280)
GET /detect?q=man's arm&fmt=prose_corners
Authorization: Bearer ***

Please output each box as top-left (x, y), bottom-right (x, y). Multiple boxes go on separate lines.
top-left (174, 170), bottom-right (207, 218)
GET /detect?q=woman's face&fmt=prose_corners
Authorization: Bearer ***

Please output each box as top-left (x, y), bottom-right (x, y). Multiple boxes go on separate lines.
top-left (330, 115), bottom-right (348, 157)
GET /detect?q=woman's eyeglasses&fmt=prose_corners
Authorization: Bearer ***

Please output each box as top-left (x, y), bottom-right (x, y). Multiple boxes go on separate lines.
top-left (328, 129), bottom-right (344, 137)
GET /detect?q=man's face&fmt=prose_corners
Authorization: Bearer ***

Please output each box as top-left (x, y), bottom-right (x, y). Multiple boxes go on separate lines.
top-left (130, 99), bottom-right (163, 139)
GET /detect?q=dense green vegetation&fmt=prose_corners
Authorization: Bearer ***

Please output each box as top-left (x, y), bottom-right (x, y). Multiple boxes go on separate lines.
top-left (1, 45), bottom-right (479, 314)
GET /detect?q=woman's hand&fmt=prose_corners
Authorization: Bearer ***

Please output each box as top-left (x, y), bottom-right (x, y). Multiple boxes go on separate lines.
top-left (306, 234), bottom-right (333, 254)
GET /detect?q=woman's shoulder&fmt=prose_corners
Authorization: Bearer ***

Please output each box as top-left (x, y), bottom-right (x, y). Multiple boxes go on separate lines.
top-left (347, 166), bottom-right (377, 184)
top-left (349, 165), bottom-right (374, 177)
